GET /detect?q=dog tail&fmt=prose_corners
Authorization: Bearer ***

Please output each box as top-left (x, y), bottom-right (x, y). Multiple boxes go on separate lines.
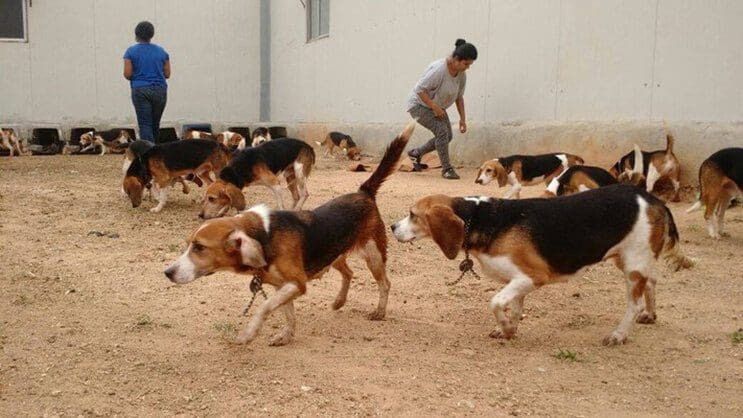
top-left (359, 120), bottom-right (416, 198)
top-left (661, 206), bottom-right (695, 271)
top-left (665, 132), bottom-right (675, 155)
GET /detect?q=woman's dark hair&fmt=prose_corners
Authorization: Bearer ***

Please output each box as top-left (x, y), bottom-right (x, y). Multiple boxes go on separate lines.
top-left (452, 38), bottom-right (478, 61)
top-left (135, 21), bottom-right (155, 42)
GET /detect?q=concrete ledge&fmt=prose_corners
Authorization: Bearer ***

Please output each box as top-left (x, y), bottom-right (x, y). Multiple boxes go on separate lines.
top-left (282, 120), bottom-right (743, 186)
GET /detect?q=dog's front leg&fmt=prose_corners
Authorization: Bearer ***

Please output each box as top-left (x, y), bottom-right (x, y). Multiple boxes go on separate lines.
top-left (99, 144), bottom-right (107, 156)
top-left (236, 282), bottom-right (301, 345)
top-left (79, 144), bottom-right (95, 153)
top-left (268, 301), bottom-right (296, 346)
top-left (150, 183), bottom-right (169, 213)
top-left (488, 274), bottom-right (535, 339)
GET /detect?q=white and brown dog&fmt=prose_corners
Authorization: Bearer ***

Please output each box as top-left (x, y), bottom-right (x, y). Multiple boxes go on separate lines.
top-left (200, 138), bottom-right (315, 218)
top-left (214, 131), bottom-right (244, 150)
top-left (687, 147), bottom-right (743, 239)
top-left (391, 185), bottom-right (693, 346)
top-left (184, 130), bottom-right (215, 140)
top-left (237, 127), bottom-right (272, 150)
top-left (610, 133), bottom-right (682, 201)
top-left (79, 129), bottom-right (133, 155)
top-left (164, 122), bottom-right (416, 346)
top-left (0, 128), bottom-right (26, 156)
top-left (476, 153), bottom-right (584, 199)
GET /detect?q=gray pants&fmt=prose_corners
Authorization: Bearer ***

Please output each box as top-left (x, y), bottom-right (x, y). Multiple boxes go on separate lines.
top-left (408, 104), bottom-right (453, 171)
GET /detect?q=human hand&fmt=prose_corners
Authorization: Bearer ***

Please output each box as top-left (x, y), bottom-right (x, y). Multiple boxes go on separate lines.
top-left (432, 105), bottom-right (445, 118)
top-left (459, 120), bottom-right (467, 133)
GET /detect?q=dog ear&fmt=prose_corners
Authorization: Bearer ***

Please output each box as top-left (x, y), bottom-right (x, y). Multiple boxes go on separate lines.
top-left (226, 230), bottom-right (267, 268)
top-left (495, 163), bottom-right (508, 187)
top-left (425, 204), bottom-right (465, 260)
top-left (224, 183), bottom-right (246, 211)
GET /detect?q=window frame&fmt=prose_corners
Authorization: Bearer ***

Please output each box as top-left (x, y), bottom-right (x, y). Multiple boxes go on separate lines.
top-left (0, 0), bottom-right (28, 43)
top-left (306, 0), bottom-right (329, 43)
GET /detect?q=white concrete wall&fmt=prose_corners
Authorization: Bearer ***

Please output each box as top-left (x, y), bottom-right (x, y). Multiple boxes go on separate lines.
top-left (269, 0), bottom-right (743, 124)
top-left (0, 0), bottom-right (260, 133)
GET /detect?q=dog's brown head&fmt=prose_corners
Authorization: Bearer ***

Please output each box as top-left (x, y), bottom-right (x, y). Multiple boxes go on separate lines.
top-left (475, 159), bottom-right (508, 187)
top-left (79, 131), bottom-right (95, 147)
top-left (391, 194), bottom-right (465, 260)
top-left (164, 207), bottom-right (270, 284)
top-left (200, 179), bottom-right (246, 219)
top-left (123, 175), bottom-right (145, 208)
top-left (346, 146), bottom-right (362, 161)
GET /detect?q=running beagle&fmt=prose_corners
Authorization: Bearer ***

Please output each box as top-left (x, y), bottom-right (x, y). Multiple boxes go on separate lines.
top-left (476, 153), bottom-right (584, 199)
top-left (315, 131), bottom-right (362, 161)
top-left (391, 185), bottom-right (693, 345)
top-left (687, 147), bottom-right (743, 239)
top-left (123, 139), bottom-right (231, 212)
top-left (79, 129), bottom-right (133, 155)
top-left (164, 121), bottom-right (416, 346)
top-left (610, 133), bottom-right (682, 202)
top-left (200, 138), bottom-right (315, 218)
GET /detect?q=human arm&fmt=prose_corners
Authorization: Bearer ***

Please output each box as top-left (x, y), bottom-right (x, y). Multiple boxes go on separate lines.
top-left (455, 97), bottom-right (466, 133)
top-left (418, 91), bottom-right (446, 118)
top-left (123, 59), bottom-right (133, 80)
top-left (163, 60), bottom-right (171, 79)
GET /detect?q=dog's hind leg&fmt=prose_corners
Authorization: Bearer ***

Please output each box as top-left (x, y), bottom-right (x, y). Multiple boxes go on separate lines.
top-left (331, 256), bottom-right (354, 310)
top-left (360, 234), bottom-right (390, 321)
top-left (292, 161), bottom-right (309, 209)
top-left (603, 269), bottom-right (649, 346)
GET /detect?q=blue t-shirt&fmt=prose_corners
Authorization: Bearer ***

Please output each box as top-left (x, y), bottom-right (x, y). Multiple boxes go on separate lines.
top-left (123, 43), bottom-right (169, 88)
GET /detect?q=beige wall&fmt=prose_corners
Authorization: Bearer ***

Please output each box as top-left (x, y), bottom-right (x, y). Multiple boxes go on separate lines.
top-left (0, 0), bottom-right (260, 132)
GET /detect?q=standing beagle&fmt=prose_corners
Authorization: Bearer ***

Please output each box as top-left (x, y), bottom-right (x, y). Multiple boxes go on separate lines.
top-left (392, 185), bottom-right (693, 345)
top-left (476, 153), bottom-right (584, 199)
top-left (315, 131), bottom-right (362, 161)
top-left (687, 147), bottom-right (743, 239)
top-left (610, 133), bottom-right (682, 202)
top-left (164, 122), bottom-right (416, 346)
top-left (200, 138), bottom-right (315, 218)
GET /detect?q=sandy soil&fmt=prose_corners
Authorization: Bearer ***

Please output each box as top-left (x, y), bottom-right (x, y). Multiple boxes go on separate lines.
top-left (1, 152), bottom-right (741, 417)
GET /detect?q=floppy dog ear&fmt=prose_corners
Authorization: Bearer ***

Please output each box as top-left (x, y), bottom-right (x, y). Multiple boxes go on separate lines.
top-left (495, 163), bottom-right (508, 187)
top-left (425, 204), bottom-right (465, 260)
top-left (224, 183), bottom-right (246, 211)
top-left (226, 230), bottom-right (267, 268)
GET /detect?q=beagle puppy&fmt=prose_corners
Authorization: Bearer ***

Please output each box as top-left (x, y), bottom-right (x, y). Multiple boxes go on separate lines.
top-left (687, 147), bottom-right (743, 239)
top-left (200, 138), bottom-right (315, 218)
top-left (315, 131), bottom-right (362, 161)
top-left (542, 165), bottom-right (618, 197)
top-left (476, 153), bottom-right (584, 199)
top-left (184, 130), bottom-right (215, 140)
top-left (610, 133), bottom-right (682, 202)
top-left (164, 121), bottom-right (416, 346)
top-left (0, 128), bottom-right (26, 156)
top-left (123, 139), bottom-right (231, 212)
top-left (79, 129), bottom-right (133, 155)
top-left (391, 185), bottom-right (693, 346)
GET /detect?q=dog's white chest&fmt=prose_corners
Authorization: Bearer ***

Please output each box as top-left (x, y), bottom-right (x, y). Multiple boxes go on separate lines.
top-left (474, 254), bottom-right (520, 283)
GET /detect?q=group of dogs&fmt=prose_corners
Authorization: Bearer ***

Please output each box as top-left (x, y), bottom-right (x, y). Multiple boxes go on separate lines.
top-left (3, 122), bottom-right (741, 348)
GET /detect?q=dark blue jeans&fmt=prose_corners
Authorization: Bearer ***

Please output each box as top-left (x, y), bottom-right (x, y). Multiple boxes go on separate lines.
top-left (131, 85), bottom-right (167, 143)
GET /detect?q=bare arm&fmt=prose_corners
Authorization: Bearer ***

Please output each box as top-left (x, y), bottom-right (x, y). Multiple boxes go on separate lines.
top-left (163, 60), bottom-right (171, 79)
top-left (455, 97), bottom-right (466, 133)
top-left (123, 59), bottom-right (133, 80)
top-left (417, 91), bottom-right (445, 118)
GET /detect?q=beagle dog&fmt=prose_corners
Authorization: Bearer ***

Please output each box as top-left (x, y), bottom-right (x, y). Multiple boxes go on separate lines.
top-left (476, 153), bottom-right (584, 199)
top-left (542, 165), bottom-right (618, 197)
top-left (315, 131), bottom-right (362, 161)
top-left (0, 128), bottom-right (26, 156)
top-left (184, 130), bottom-right (215, 140)
top-left (123, 139), bottom-right (231, 212)
top-left (610, 133), bottom-right (681, 202)
top-left (164, 122), bottom-right (417, 346)
top-left (79, 129), bottom-right (133, 155)
top-left (687, 147), bottom-right (743, 239)
top-left (391, 185), bottom-right (693, 346)
top-left (214, 131), bottom-right (244, 150)
top-left (200, 138), bottom-right (315, 218)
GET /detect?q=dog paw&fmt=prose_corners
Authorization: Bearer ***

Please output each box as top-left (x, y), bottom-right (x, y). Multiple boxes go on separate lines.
top-left (149, 206), bottom-right (163, 213)
top-left (488, 329), bottom-right (515, 339)
top-left (235, 330), bottom-right (257, 345)
top-left (268, 329), bottom-right (294, 346)
top-left (636, 312), bottom-right (657, 324)
top-left (367, 310), bottom-right (386, 321)
top-left (602, 331), bottom-right (627, 346)
top-left (331, 297), bottom-right (346, 311)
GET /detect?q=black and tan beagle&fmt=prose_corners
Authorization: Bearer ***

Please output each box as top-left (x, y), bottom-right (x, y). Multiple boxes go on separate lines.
top-left (392, 185), bottom-right (693, 346)
top-left (610, 133), bottom-right (682, 201)
top-left (476, 153), bottom-right (584, 199)
top-left (316, 131), bottom-right (362, 161)
top-left (687, 147), bottom-right (743, 239)
top-left (164, 122), bottom-right (416, 346)
top-left (200, 138), bottom-right (315, 218)
top-left (542, 165), bottom-right (618, 197)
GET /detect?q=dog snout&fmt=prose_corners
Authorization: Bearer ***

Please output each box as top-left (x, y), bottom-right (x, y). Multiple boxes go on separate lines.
top-left (164, 266), bottom-right (177, 282)
top-left (390, 223), bottom-right (398, 232)
top-left (198, 212), bottom-right (205, 219)
top-left (475, 178), bottom-right (483, 185)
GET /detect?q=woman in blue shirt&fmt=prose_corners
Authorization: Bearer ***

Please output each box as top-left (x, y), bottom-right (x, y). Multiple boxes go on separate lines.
top-left (123, 21), bottom-right (170, 143)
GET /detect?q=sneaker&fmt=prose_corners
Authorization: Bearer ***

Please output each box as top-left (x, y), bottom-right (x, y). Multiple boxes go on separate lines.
top-left (442, 168), bottom-right (460, 180)
top-left (407, 149), bottom-right (424, 172)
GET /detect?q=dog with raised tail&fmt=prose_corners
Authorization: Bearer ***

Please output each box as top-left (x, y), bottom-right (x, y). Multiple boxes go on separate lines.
top-left (610, 133), bottom-right (682, 201)
top-left (164, 121), bottom-right (417, 346)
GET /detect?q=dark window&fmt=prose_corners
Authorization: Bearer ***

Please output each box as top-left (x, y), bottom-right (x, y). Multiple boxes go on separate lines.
top-left (306, 0), bottom-right (329, 42)
top-left (0, 0), bottom-right (27, 42)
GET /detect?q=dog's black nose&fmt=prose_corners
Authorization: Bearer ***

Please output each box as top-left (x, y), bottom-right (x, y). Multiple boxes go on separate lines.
top-left (164, 267), bottom-right (176, 281)
top-left (390, 223), bottom-right (397, 232)
top-left (198, 213), bottom-right (204, 219)
top-left (475, 179), bottom-right (482, 184)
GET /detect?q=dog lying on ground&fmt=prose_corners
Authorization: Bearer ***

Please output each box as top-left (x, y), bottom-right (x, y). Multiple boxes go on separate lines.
top-left (476, 153), bottom-right (584, 199)
top-left (164, 121), bottom-right (417, 346)
top-left (0, 128), bottom-right (27, 156)
top-left (391, 185), bottom-right (693, 346)
top-left (315, 131), bottom-right (362, 161)
top-left (184, 130), bottom-right (214, 140)
top-left (123, 140), bottom-right (231, 212)
top-left (610, 133), bottom-right (682, 201)
top-left (200, 138), bottom-right (315, 218)
top-left (79, 129), bottom-right (133, 155)
top-left (686, 147), bottom-right (743, 239)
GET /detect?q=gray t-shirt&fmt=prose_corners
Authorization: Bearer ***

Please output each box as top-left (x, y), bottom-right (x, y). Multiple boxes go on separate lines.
top-left (407, 58), bottom-right (466, 111)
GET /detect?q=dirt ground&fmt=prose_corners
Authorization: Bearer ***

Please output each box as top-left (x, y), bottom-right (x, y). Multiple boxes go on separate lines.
top-left (1, 151), bottom-right (741, 417)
